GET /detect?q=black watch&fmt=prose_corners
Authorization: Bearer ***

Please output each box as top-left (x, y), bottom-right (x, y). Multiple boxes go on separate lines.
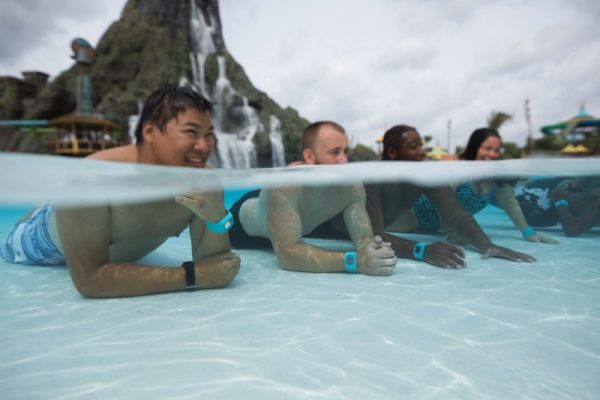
top-left (182, 261), bottom-right (196, 289)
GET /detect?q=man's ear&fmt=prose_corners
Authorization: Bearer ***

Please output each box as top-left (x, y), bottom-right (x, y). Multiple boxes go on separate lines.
top-left (385, 147), bottom-right (398, 160)
top-left (302, 148), bottom-right (316, 164)
top-left (142, 122), bottom-right (157, 143)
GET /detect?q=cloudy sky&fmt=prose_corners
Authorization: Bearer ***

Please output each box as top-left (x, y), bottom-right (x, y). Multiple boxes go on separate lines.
top-left (1, 0), bottom-right (599, 150)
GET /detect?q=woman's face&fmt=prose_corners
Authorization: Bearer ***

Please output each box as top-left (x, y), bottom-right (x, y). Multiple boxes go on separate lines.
top-left (476, 136), bottom-right (502, 160)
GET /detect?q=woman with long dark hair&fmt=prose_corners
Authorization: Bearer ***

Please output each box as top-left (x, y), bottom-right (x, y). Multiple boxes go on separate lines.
top-left (411, 128), bottom-right (559, 244)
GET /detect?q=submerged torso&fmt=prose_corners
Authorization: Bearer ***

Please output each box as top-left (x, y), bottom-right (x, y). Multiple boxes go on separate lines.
top-left (240, 185), bottom-right (357, 239)
top-left (375, 183), bottom-right (426, 226)
top-left (49, 200), bottom-right (194, 262)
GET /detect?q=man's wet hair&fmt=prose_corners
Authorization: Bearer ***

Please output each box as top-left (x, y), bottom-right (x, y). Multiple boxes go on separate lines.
top-left (461, 127), bottom-right (501, 160)
top-left (382, 124), bottom-right (417, 160)
top-left (135, 85), bottom-right (214, 144)
top-left (301, 121), bottom-right (346, 150)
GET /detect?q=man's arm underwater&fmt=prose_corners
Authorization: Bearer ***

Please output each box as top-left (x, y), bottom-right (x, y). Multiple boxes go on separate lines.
top-left (176, 190), bottom-right (241, 285)
top-left (342, 184), bottom-right (397, 276)
top-left (266, 186), bottom-right (396, 275)
top-left (427, 186), bottom-right (536, 263)
top-left (56, 200), bottom-right (239, 298)
top-left (365, 184), bottom-right (466, 269)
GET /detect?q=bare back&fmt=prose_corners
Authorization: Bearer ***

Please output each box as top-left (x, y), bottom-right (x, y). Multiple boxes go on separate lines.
top-left (240, 185), bottom-right (357, 239)
top-left (372, 182), bottom-right (426, 227)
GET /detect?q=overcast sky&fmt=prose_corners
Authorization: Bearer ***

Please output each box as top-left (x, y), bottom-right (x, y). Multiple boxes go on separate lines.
top-left (1, 0), bottom-right (599, 150)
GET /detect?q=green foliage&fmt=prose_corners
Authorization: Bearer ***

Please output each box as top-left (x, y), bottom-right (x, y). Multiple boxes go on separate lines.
top-left (348, 144), bottom-right (379, 162)
top-left (502, 142), bottom-right (522, 159)
top-left (533, 135), bottom-right (564, 152)
top-left (0, 127), bottom-right (46, 153)
top-left (487, 111), bottom-right (512, 130)
top-left (91, 10), bottom-right (190, 128)
top-left (27, 68), bottom-right (77, 119)
top-left (0, 80), bottom-right (23, 119)
top-left (582, 134), bottom-right (600, 155)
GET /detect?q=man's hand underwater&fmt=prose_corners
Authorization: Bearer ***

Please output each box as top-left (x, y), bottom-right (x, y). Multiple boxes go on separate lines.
top-left (357, 236), bottom-right (397, 276)
top-left (175, 191), bottom-right (226, 222)
top-left (424, 241), bottom-right (466, 269)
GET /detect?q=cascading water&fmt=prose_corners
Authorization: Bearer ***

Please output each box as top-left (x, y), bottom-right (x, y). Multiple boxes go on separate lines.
top-left (211, 57), bottom-right (260, 169)
top-left (212, 56), bottom-right (235, 132)
top-left (127, 101), bottom-right (144, 144)
top-left (128, 114), bottom-right (139, 145)
top-left (188, 0), bottom-right (216, 98)
top-left (184, 0), bottom-right (268, 168)
top-left (269, 115), bottom-right (286, 167)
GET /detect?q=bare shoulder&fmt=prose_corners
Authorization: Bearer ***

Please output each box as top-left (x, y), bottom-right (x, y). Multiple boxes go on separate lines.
top-left (87, 145), bottom-right (139, 163)
top-left (267, 186), bottom-right (300, 201)
top-left (341, 183), bottom-right (365, 200)
top-left (319, 184), bottom-right (364, 209)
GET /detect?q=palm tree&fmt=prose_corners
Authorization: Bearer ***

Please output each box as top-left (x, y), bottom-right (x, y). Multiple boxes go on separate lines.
top-left (487, 111), bottom-right (512, 130)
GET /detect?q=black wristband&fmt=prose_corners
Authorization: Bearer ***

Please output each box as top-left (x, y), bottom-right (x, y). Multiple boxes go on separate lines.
top-left (182, 261), bottom-right (195, 289)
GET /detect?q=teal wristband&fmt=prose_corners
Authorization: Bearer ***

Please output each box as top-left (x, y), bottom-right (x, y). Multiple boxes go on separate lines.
top-left (344, 251), bottom-right (357, 273)
top-left (521, 226), bottom-right (536, 238)
top-left (413, 242), bottom-right (426, 261)
top-left (206, 210), bottom-right (234, 234)
top-left (554, 199), bottom-right (569, 208)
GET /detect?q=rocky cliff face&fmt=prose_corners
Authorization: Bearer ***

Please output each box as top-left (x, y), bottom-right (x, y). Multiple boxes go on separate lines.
top-left (1, 0), bottom-right (308, 166)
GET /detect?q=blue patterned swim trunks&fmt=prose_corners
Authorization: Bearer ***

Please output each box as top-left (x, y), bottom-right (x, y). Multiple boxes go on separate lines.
top-left (0, 205), bottom-right (66, 265)
top-left (414, 183), bottom-right (495, 231)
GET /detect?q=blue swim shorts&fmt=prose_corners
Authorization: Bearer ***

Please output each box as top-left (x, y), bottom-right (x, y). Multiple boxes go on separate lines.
top-left (0, 205), bottom-right (66, 265)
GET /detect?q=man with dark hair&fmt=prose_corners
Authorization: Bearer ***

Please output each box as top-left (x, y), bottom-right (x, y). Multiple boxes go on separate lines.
top-left (1, 85), bottom-right (240, 297)
top-left (360, 124), bottom-right (535, 268)
top-left (229, 121), bottom-right (397, 275)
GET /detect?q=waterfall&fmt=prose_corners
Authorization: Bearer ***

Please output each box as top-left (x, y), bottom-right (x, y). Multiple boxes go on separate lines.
top-left (127, 115), bottom-right (139, 145)
top-left (209, 56), bottom-right (261, 168)
top-left (212, 93), bottom-right (259, 169)
top-left (188, 0), bottom-right (216, 98)
top-left (269, 115), bottom-right (286, 167)
top-left (188, 53), bottom-right (208, 97)
top-left (213, 133), bottom-right (257, 169)
top-left (212, 56), bottom-right (235, 132)
top-left (184, 0), bottom-right (281, 168)
top-left (189, 0), bottom-right (216, 54)
top-left (127, 101), bottom-right (144, 144)
top-left (240, 97), bottom-right (260, 140)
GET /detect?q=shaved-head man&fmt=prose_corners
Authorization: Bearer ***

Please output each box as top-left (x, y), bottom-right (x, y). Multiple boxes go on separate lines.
top-left (229, 121), bottom-right (397, 276)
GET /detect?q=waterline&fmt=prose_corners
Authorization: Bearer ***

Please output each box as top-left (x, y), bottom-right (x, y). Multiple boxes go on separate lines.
top-left (1, 153), bottom-right (599, 206)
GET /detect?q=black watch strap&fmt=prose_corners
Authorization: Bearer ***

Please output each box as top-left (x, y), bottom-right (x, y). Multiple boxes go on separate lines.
top-left (182, 261), bottom-right (196, 289)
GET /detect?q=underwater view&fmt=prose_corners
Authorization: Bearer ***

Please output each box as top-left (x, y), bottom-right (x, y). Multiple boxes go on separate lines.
top-left (1, 154), bottom-right (599, 399)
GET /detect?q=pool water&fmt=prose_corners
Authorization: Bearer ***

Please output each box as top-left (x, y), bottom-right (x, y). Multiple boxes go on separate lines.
top-left (1, 202), bottom-right (599, 399)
